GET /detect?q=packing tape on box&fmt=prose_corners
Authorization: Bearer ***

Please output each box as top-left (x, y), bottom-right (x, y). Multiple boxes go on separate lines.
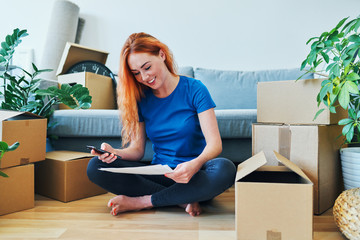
top-left (278, 125), bottom-right (291, 161)
top-left (267, 230), bottom-right (281, 240)
top-left (20, 158), bottom-right (30, 165)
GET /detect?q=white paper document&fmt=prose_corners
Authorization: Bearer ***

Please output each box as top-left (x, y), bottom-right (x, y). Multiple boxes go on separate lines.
top-left (99, 164), bottom-right (174, 175)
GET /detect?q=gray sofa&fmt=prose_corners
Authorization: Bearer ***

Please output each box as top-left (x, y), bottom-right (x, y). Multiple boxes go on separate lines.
top-left (47, 67), bottom-right (314, 163)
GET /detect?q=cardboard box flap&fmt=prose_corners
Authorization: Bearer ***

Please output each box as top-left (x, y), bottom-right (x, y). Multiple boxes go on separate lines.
top-left (46, 151), bottom-right (93, 161)
top-left (273, 151), bottom-right (312, 183)
top-left (235, 151), bottom-right (267, 182)
top-left (56, 42), bottom-right (109, 76)
top-left (0, 110), bottom-right (43, 121)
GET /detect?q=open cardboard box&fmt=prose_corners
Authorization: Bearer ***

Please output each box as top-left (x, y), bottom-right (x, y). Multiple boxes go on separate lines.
top-left (0, 110), bottom-right (47, 169)
top-left (252, 123), bottom-right (343, 214)
top-left (257, 78), bottom-right (347, 124)
top-left (35, 151), bottom-right (107, 202)
top-left (0, 164), bottom-right (34, 215)
top-left (235, 151), bottom-right (313, 240)
top-left (56, 42), bottom-right (116, 109)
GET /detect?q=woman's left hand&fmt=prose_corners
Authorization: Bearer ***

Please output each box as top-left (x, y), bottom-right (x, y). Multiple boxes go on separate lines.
top-left (165, 160), bottom-right (202, 183)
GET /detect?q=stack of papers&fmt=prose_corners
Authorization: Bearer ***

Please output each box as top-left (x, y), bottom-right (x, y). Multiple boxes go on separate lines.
top-left (99, 164), bottom-right (174, 175)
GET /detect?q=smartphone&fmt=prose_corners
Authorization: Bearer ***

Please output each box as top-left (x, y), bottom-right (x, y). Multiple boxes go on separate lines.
top-left (86, 145), bottom-right (122, 159)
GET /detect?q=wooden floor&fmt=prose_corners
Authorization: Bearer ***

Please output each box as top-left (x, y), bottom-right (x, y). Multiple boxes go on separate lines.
top-left (0, 187), bottom-right (347, 240)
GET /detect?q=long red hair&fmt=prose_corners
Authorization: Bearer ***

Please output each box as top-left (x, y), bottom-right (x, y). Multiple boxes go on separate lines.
top-left (118, 32), bottom-right (177, 147)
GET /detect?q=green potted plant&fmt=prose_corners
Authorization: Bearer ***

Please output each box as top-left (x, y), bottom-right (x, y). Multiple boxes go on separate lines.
top-left (0, 29), bottom-right (92, 151)
top-left (0, 141), bottom-right (19, 177)
top-left (301, 16), bottom-right (360, 190)
top-left (0, 29), bottom-right (92, 120)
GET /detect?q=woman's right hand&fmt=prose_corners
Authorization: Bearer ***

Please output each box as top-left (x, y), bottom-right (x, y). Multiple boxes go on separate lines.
top-left (91, 142), bottom-right (118, 164)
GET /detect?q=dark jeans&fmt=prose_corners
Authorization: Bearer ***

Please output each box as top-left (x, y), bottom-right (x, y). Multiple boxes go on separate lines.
top-left (87, 157), bottom-right (236, 207)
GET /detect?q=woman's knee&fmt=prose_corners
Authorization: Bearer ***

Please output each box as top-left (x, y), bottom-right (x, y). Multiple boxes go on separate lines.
top-left (207, 158), bottom-right (236, 187)
top-left (87, 156), bottom-right (102, 183)
top-left (220, 158), bottom-right (236, 183)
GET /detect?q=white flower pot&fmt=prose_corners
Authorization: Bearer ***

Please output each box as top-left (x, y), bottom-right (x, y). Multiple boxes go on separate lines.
top-left (340, 147), bottom-right (360, 190)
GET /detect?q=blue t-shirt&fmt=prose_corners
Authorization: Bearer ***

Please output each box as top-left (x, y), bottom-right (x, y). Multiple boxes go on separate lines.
top-left (138, 75), bottom-right (216, 168)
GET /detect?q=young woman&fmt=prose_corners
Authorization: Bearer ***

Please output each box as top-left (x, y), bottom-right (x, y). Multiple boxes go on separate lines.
top-left (87, 32), bottom-right (236, 216)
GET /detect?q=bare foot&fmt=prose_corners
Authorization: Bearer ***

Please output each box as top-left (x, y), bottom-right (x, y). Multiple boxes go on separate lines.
top-left (108, 195), bottom-right (153, 216)
top-left (183, 202), bottom-right (202, 216)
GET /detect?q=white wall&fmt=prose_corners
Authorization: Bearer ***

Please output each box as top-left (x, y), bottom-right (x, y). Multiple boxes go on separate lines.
top-left (1, 0), bottom-right (359, 73)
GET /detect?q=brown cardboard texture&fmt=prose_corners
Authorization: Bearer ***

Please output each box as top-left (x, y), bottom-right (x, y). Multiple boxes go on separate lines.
top-left (0, 110), bottom-right (47, 169)
top-left (235, 151), bottom-right (313, 240)
top-left (58, 72), bottom-right (115, 109)
top-left (56, 42), bottom-right (115, 109)
top-left (257, 78), bottom-right (347, 124)
top-left (0, 164), bottom-right (34, 215)
top-left (35, 151), bottom-right (107, 202)
top-left (252, 123), bottom-right (343, 214)
top-left (56, 42), bottom-right (108, 76)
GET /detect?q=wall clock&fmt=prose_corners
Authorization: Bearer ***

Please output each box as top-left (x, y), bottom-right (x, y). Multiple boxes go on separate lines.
top-left (66, 60), bottom-right (117, 86)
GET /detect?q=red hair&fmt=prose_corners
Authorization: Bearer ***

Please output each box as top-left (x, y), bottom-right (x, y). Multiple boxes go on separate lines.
top-left (117, 32), bottom-right (177, 147)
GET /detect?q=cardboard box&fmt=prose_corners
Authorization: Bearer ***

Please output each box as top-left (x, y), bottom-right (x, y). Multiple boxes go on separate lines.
top-left (252, 123), bottom-right (344, 214)
top-left (0, 110), bottom-right (47, 169)
top-left (0, 164), bottom-right (34, 215)
top-left (235, 151), bottom-right (313, 240)
top-left (56, 42), bottom-right (116, 109)
top-left (35, 151), bottom-right (107, 202)
top-left (57, 72), bottom-right (116, 109)
top-left (257, 78), bottom-right (347, 124)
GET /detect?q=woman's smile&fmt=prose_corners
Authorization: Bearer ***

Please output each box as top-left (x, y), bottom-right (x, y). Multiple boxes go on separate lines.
top-left (148, 77), bottom-right (156, 85)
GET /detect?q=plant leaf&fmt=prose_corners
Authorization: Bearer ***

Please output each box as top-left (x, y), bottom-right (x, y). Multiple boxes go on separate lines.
top-left (335, 17), bottom-right (349, 31)
top-left (338, 86), bottom-right (350, 109)
top-left (7, 142), bottom-right (19, 151)
top-left (346, 124), bottom-right (355, 142)
top-left (349, 108), bottom-right (356, 119)
top-left (313, 108), bottom-right (325, 121)
top-left (306, 37), bottom-right (319, 45)
top-left (0, 141), bottom-right (9, 151)
top-left (1, 41), bottom-right (10, 51)
top-left (5, 35), bottom-right (13, 46)
top-left (339, 118), bottom-right (353, 125)
top-left (300, 59), bottom-right (307, 70)
top-left (344, 80), bottom-right (359, 94)
top-left (347, 72), bottom-right (360, 81)
top-left (342, 122), bottom-right (353, 135)
top-left (320, 52), bottom-right (330, 63)
top-left (349, 34), bottom-right (360, 43)
top-left (319, 82), bottom-right (332, 101)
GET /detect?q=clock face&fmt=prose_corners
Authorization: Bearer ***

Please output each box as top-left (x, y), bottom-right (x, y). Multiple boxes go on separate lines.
top-left (66, 60), bottom-right (115, 80)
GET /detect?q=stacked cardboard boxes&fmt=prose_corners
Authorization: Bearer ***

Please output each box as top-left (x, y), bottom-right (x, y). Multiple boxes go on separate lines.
top-left (235, 78), bottom-right (346, 239)
top-left (56, 42), bottom-right (116, 109)
top-left (0, 110), bottom-right (47, 215)
top-left (254, 78), bottom-right (347, 214)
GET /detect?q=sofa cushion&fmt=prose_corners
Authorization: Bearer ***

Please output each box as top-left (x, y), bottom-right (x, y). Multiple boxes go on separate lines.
top-left (49, 109), bottom-right (121, 137)
top-left (216, 109), bottom-right (256, 138)
top-left (194, 68), bottom-right (314, 109)
top-left (178, 66), bottom-right (194, 78)
top-left (49, 109), bottom-right (256, 139)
